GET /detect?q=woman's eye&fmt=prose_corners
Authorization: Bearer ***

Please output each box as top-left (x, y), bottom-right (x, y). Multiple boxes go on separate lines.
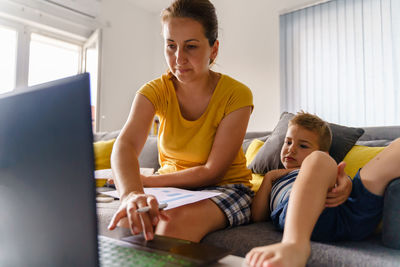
top-left (167, 44), bottom-right (176, 49)
top-left (186, 45), bottom-right (197, 49)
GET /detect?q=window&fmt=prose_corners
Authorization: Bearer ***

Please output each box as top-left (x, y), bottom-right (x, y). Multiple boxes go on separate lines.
top-left (0, 16), bottom-right (101, 131)
top-left (280, 0), bottom-right (400, 126)
top-left (28, 33), bottom-right (81, 86)
top-left (0, 25), bottom-right (17, 94)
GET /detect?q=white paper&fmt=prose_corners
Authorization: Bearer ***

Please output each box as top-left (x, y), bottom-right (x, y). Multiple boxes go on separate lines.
top-left (95, 168), bottom-right (154, 179)
top-left (101, 187), bottom-right (221, 210)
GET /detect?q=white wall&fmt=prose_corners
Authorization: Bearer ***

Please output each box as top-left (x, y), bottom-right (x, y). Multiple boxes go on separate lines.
top-left (98, 0), bottom-right (161, 131)
top-left (98, 0), bottom-right (323, 132)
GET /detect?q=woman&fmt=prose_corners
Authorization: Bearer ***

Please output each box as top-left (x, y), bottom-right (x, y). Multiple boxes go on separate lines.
top-left (108, 0), bottom-right (254, 242)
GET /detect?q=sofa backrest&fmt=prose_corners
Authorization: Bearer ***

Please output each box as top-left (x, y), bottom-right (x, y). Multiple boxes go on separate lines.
top-left (358, 126), bottom-right (400, 141)
top-left (93, 125), bottom-right (400, 170)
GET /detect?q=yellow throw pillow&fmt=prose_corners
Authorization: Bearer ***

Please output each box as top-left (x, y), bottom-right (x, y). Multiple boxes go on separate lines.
top-left (250, 173), bottom-right (264, 192)
top-left (245, 139), bottom-right (265, 166)
top-left (245, 139), bottom-right (265, 192)
top-left (93, 139), bottom-right (116, 170)
top-left (343, 145), bottom-right (385, 178)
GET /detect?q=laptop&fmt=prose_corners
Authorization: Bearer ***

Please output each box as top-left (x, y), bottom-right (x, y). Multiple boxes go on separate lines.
top-left (0, 74), bottom-right (230, 267)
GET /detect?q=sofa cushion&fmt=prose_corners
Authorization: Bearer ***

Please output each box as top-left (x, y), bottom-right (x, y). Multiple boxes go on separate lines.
top-left (382, 178), bottom-right (400, 249)
top-left (93, 139), bottom-right (116, 170)
top-left (201, 221), bottom-right (400, 265)
top-left (343, 145), bottom-right (385, 178)
top-left (248, 112), bottom-right (365, 174)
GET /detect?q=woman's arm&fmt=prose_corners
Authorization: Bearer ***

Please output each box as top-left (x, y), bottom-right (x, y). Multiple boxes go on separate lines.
top-left (251, 174), bottom-right (272, 222)
top-left (141, 106), bottom-right (252, 188)
top-left (111, 94), bottom-right (154, 200)
top-left (109, 94), bottom-right (169, 240)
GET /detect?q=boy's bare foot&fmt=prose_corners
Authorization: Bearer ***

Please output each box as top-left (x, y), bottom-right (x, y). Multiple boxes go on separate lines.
top-left (245, 242), bottom-right (311, 267)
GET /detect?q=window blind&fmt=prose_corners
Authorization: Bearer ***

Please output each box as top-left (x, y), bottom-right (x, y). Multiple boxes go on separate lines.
top-left (280, 0), bottom-right (400, 126)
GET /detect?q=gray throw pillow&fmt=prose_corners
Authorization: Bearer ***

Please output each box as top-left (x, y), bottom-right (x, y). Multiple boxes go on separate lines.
top-left (248, 112), bottom-right (365, 174)
top-left (248, 113), bottom-right (294, 174)
top-left (138, 136), bottom-right (160, 170)
top-left (329, 123), bottom-right (365, 163)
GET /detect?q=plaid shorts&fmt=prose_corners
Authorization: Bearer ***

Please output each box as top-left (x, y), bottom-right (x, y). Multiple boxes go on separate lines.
top-left (196, 184), bottom-right (254, 227)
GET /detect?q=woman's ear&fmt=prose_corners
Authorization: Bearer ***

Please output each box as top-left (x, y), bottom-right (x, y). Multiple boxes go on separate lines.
top-left (210, 40), bottom-right (219, 63)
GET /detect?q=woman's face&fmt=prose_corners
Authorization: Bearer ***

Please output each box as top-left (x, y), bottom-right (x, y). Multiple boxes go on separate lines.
top-left (163, 17), bottom-right (218, 83)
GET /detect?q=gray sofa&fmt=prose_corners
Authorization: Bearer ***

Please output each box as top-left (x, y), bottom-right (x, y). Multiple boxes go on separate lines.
top-left (95, 126), bottom-right (400, 266)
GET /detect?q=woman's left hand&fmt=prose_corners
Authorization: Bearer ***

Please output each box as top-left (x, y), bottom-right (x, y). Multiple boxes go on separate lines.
top-left (325, 162), bottom-right (352, 207)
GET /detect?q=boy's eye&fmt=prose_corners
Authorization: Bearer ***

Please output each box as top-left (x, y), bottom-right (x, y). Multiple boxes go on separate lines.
top-left (286, 141), bottom-right (292, 145)
top-left (300, 144), bottom-right (309, 149)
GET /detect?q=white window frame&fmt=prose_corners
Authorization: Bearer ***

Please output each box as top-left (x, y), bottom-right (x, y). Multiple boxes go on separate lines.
top-left (82, 29), bottom-right (102, 132)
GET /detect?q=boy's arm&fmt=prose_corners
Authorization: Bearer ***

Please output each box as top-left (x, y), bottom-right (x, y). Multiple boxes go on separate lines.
top-left (251, 169), bottom-right (297, 222)
top-left (251, 174), bottom-right (272, 222)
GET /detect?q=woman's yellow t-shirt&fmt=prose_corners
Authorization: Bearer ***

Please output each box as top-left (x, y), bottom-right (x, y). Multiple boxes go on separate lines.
top-left (138, 74), bottom-right (253, 187)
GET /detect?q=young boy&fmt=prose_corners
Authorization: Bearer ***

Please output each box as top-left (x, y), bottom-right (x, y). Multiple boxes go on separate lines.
top-left (246, 112), bottom-right (400, 267)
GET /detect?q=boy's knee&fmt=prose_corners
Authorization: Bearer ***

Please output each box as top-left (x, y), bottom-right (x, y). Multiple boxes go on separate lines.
top-left (300, 151), bottom-right (337, 186)
top-left (303, 151), bottom-right (336, 171)
top-left (306, 150), bottom-right (334, 163)
top-left (391, 138), bottom-right (400, 147)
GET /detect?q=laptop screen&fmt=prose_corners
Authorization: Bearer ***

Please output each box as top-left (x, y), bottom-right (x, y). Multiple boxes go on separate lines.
top-left (0, 74), bottom-right (98, 267)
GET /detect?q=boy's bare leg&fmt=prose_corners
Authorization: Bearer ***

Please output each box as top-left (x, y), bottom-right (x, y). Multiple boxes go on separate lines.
top-left (246, 151), bottom-right (337, 267)
top-left (360, 138), bottom-right (400, 196)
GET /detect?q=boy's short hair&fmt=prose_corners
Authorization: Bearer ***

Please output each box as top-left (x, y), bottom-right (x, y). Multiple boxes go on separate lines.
top-left (289, 111), bottom-right (332, 152)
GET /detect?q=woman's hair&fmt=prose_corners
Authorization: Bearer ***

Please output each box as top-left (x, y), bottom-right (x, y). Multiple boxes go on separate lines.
top-left (289, 111), bottom-right (332, 152)
top-left (161, 0), bottom-right (218, 47)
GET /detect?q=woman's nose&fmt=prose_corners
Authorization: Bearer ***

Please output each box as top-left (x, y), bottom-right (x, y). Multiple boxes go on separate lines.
top-left (176, 47), bottom-right (187, 65)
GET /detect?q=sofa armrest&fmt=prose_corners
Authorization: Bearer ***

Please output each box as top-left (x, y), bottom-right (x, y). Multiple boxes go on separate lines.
top-left (382, 178), bottom-right (400, 249)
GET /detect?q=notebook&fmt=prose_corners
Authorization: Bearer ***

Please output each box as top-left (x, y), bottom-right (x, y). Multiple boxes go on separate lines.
top-left (0, 74), bottom-right (230, 267)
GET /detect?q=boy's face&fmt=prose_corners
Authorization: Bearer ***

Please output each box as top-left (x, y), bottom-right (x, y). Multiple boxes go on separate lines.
top-left (280, 124), bottom-right (321, 169)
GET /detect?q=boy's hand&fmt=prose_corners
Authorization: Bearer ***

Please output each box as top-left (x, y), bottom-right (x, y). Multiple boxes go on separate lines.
top-left (325, 162), bottom-right (352, 207)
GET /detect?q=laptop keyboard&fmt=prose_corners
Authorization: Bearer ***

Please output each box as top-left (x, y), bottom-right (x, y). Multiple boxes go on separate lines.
top-left (98, 235), bottom-right (197, 267)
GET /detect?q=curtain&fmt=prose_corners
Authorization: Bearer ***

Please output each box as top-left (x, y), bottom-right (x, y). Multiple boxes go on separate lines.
top-left (280, 0), bottom-right (400, 126)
